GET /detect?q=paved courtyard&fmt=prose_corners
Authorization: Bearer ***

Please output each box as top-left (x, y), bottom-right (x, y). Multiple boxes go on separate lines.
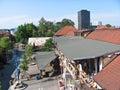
top-left (23, 76), bottom-right (59, 90)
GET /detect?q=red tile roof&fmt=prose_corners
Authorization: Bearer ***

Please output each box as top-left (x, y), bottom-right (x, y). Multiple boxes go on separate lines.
top-left (54, 26), bottom-right (77, 36)
top-left (96, 25), bottom-right (116, 30)
top-left (87, 28), bottom-right (120, 44)
top-left (94, 56), bottom-right (120, 90)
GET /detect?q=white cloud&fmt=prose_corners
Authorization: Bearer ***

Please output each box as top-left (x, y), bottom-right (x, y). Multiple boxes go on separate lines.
top-left (0, 12), bottom-right (120, 29)
top-left (0, 15), bottom-right (40, 29)
top-left (91, 12), bottom-right (120, 26)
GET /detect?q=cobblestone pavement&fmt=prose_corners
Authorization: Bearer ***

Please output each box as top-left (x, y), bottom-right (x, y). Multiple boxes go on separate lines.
top-left (23, 76), bottom-right (59, 90)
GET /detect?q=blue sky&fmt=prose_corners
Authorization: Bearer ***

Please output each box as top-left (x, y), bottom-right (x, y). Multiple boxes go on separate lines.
top-left (0, 0), bottom-right (120, 29)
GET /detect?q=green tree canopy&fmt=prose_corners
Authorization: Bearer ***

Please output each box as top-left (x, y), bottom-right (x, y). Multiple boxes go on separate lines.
top-left (0, 37), bottom-right (12, 50)
top-left (15, 23), bottom-right (37, 44)
top-left (60, 18), bottom-right (74, 27)
top-left (19, 58), bottom-right (27, 71)
top-left (25, 44), bottom-right (33, 59)
top-left (106, 24), bottom-right (112, 27)
top-left (0, 37), bottom-right (13, 63)
top-left (38, 17), bottom-right (54, 37)
top-left (15, 17), bottom-right (75, 43)
top-left (40, 38), bottom-right (53, 51)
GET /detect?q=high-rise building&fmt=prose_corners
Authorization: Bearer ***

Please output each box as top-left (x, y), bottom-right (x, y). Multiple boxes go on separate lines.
top-left (78, 10), bottom-right (90, 29)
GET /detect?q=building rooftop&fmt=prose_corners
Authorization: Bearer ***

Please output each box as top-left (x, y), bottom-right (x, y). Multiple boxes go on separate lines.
top-left (94, 56), bottom-right (120, 90)
top-left (54, 26), bottom-right (77, 36)
top-left (87, 28), bottom-right (120, 44)
top-left (27, 64), bottom-right (40, 75)
top-left (54, 36), bottom-right (120, 60)
top-left (36, 51), bottom-right (57, 70)
top-left (28, 37), bottom-right (51, 46)
top-left (0, 31), bottom-right (11, 37)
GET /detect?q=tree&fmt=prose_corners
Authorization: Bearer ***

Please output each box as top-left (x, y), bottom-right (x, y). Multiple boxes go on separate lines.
top-left (38, 17), bottom-right (47, 36)
top-left (19, 59), bottom-right (27, 71)
top-left (15, 23), bottom-right (37, 44)
top-left (106, 24), bottom-right (112, 27)
top-left (25, 44), bottom-right (33, 60)
top-left (15, 17), bottom-right (75, 41)
top-left (0, 37), bottom-right (13, 63)
top-left (53, 22), bottom-right (61, 32)
top-left (0, 37), bottom-right (12, 50)
top-left (15, 25), bottom-right (26, 43)
top-left (40, 38), bottom-right (53, 51)
top-left (38, 17), bottom-right (54, 37)
top-left (60, 18), bottom-right (74, 27)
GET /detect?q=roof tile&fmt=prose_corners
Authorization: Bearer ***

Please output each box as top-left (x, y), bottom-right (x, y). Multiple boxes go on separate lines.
top-left (54, 26), bottom-right (77, 36)
top-left (94, 56), bottom-right (120, 90)
top-left (87, 28), bottom-right (120, 44)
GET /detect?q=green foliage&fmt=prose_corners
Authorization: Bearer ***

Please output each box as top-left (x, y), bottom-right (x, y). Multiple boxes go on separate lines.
top-left (40, 46), bottom-right (52, 51)
top-left (22, 54), bottom-right (27, 60)
top-left (19, 59), bottom-right (27, 71)
top-left (60, 18), bottom-right (74, 27)
top-left (19, 54), bottom-right (27, 71)
top-left (40, 38), bottom-right (53, 51)
top-left (38, 17), bottom-right (54, 37)
top-left (25, 44), bottom-right (33, 59)
top-left (15, 17), bottom-right (75, 43)
top-left (106, 24), bottom-right (112, 27)
top-left (0, 37), bottom-right (12, 50)
top-left (15, 23), bottom-right (37, 44)
top-left (37, 18), bottom-right (74, 37)
top-left (0, 37), bottom-right (13, 63)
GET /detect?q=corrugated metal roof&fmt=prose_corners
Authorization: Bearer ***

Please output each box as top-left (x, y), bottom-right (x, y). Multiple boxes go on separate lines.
top-left (36, 51), bottom-right (56, 70)
top-left (94, 56), bottom-right (120, 90)
top-left (28, 37), bottom-right (51, 46)
top-left (54, 36), bottom-right (120, 60)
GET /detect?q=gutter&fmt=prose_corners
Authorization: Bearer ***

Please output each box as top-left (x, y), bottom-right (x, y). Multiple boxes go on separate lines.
top-left (73, 50), bottom-right (120, 61)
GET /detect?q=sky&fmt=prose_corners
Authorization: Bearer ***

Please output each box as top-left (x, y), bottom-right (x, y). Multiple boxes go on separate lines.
top-left (0, 0), bottom-right (120, 29)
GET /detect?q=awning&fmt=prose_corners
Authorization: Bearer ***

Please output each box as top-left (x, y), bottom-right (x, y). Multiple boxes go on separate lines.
top-left (36, 51), bottom-right (57, 70)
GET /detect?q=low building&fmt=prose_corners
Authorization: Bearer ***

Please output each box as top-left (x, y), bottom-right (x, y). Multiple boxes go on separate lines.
top-left (28, 37), bottom-right (51, 46)
top-left (53, 36), bottom-right (120, 89)
top-left (35, 51), bottom-right (58, 77)
top-left (54, 25), bottom-right (94, 37)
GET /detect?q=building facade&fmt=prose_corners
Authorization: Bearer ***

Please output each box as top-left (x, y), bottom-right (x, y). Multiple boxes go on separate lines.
top-left (78, 10), bottom-right (90, 30)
